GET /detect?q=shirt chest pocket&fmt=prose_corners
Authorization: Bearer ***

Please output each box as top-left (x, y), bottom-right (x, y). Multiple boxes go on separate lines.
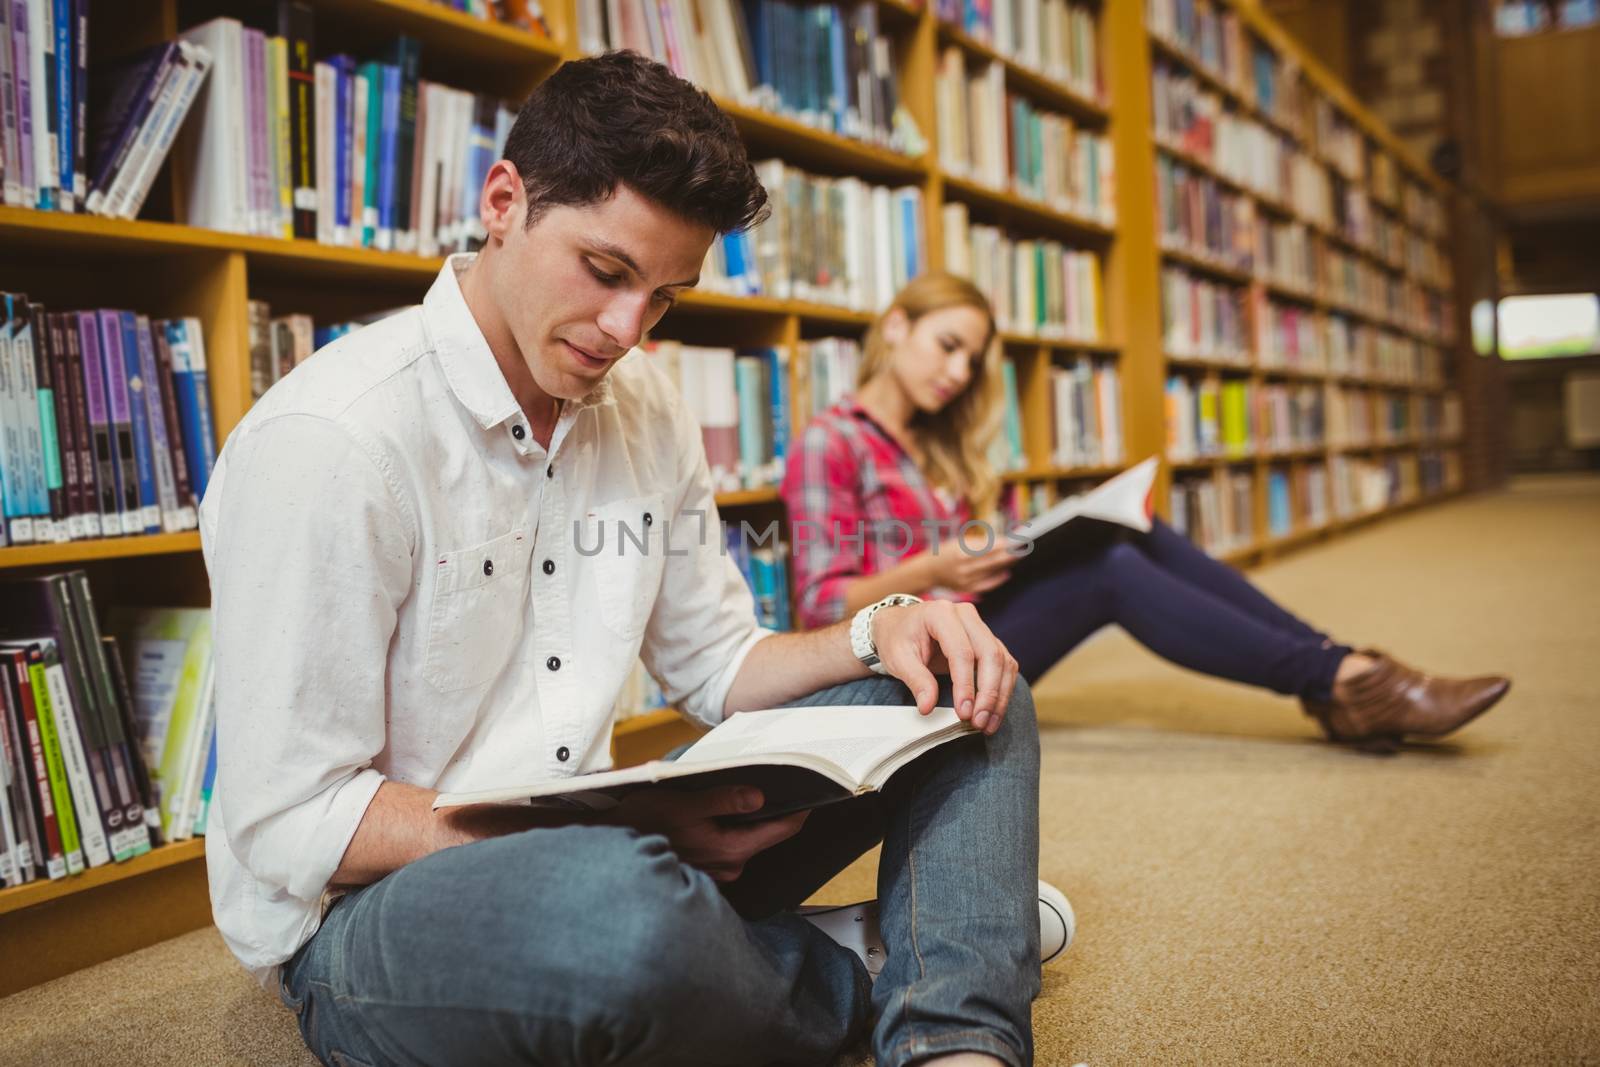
top-left (585, 493), bottom-right (667, 641)
top-left (423, 527), bottom-right (532, 692)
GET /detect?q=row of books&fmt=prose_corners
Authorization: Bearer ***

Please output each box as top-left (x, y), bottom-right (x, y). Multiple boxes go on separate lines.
top-left (1147, 6), bottom-right (1310, 147)
top-left (643, 341), bottom-right (790, 495)
top-left (0, 573), bottom-right (215, 887)
top-left (0, 297), bottom-right (215, 547)
top-left (1151, 64), bottom-right (1332, 226)
top-left (246, 301), bottom-right (407, 401)
top-left (578, 1), bottom-right (917, 154)
top-left (935, 52), bottom-right (1115, 224)
top-left (1162, 266), bottom-right (1249, 363)
top-left (0, 0), bottom-right (91, 214)
top-left (1169, 468), bottom-right (1255, 555)
top-left (934, 0), bottom-right (1103, 104)
top-left (943, 203), bottom-right (1104, 341)
top-left (796, 336), bottom-right (862, 425)
top-left (703, 160), bottom-right (927, 312)
top-left (177, 16), bottom-right (516, 257)
top-left (1156, 154), bottom-right (1256, 272)
top-left (428, 0), bottom-right (551, 35)
top-left (990, 356), bottom-right (1123, 472)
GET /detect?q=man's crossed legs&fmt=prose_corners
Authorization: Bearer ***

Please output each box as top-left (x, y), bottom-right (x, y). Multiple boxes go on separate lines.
top-left (280, 676), bottom-right (1042, 1066)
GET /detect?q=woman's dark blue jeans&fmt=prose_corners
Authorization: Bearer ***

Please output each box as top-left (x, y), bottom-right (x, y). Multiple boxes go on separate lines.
top-left (979, 518), bottom-right (1351, 700)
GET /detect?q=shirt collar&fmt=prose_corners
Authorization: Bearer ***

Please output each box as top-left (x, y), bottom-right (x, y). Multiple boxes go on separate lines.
top-left (422, 253), bottom-right (615, 432)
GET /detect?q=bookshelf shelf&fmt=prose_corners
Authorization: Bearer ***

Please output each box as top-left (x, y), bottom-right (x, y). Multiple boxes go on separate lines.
top-left (713, 97), bottom-right (930, 184)
top-left (1002, 332), bottom-right (1118, 355)
top-left (941, 174), bottom-right (1116, 243)
top-left (1158, 244), bottom-right (1254, 285)
top-left (1001, 463), bottom-right (1126, 484)
top-left (0, 839), bottom-right (207, 918)
top-left (716, 487), bottom-right (782, 508)
top-left (0, 532), bottom-right (203, 570)
top-left (306, 0), bottom-right (565, 66)
top-left (934, 22), bottom-right (1111, 124)
top-left (1166, 354), bottom-right (1253, 374)
top-left (1258, 365), bottom-right (1328, 383)
top-left (614, 710), bottom-right (684, 739)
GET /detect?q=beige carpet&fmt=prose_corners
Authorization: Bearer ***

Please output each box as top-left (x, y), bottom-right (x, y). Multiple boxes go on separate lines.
top-left (3, 476), bottom-right (1597, 1065)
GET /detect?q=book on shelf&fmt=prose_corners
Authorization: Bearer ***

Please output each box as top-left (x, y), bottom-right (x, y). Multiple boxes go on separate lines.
top-left (1266, 467), bottom-right (1291, 537)
top-left (84, 38), bottom-right (214, 221)
top-left (1168, 467), bottom-right (1254, 556)
top-left (578, 1), bottom-right (916, 155)
top-left (1164, 372), bottom-right (1222, 462)
top-left (1007, 455), bottom-right (1157, 557)
top-left (643, 340), bottom-right (791, 495)
top-left (109, 605), bottom-right (215, 844)
top-left (1255, 381), bottom-right (1323, 453)
top-left (0, 570), bottom-right (180, 887)
top-left (794, 335), bottom-right (863, 426)
top-left (1155, 154), bottom-right (1255, 272)
top-left (172, 15), bottom-right (514, 253)
top-left (935, 48), bottom-right (1114, 223)
top-left (0, 0), bottom-right (91, 213)
top-left (433, 702), bottom-right (977, 824)
top-left (724, 524), bottom-right (793, 632)
top-left (935, 0), bottom-right (1102, 103)
top-left (0, 296), bottom-right (209, 546)
top-left (1049, 356), bottom-right (1122, 468)
top-left (1160, 265), bottom-right (1247, 364)
top-left (943, 202), bottom-right (1102, 341)
top-left (709, 159), bottom-right (924, 312)
top-left (992, 357), bottom-right (1025, 472)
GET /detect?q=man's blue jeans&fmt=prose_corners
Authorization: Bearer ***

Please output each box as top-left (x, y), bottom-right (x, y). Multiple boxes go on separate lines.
top-left (279, 676), bottom-right (1042, 1066)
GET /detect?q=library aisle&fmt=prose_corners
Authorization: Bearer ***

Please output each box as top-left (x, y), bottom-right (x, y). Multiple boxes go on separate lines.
top-left (2, 475), bottom-right (1596, 1062)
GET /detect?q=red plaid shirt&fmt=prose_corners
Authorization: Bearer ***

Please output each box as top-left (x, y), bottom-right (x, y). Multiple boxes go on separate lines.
top-left (780, 400), bottom-right (974, 629)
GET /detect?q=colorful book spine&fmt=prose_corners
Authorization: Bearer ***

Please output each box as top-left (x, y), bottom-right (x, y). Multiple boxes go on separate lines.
top-left (116, 311), bottom-right (161, 533)
top-left (162, 318), bottom-right (217, 501)
top-left (95, 310), bottom-right (141, 534)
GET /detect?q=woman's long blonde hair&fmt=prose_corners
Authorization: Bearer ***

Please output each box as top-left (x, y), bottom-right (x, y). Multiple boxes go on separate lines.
top-left (858, 273), bottom-right (1004, 516)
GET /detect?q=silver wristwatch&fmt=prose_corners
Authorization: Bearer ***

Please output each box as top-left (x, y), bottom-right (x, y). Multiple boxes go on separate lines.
top-left (849, 594), bottom-right (923, 674)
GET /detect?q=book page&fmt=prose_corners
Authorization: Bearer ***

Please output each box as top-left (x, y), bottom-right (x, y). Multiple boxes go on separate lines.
top-left (678, 704), bottom-right (964, 785)
top-left (1010, 456), bottom-right (1159, 544)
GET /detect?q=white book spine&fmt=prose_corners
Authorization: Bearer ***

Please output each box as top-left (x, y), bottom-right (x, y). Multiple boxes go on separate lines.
top-left (42, 663), bottom-right (111, 868)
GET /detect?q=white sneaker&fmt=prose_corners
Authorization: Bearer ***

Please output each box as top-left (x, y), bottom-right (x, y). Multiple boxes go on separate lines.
top-left (800, 880), bottom-right (1075, 979)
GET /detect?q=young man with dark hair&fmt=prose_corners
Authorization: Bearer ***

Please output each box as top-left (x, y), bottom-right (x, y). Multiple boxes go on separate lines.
top-left (202, 52), bottom-right (1053, 1067)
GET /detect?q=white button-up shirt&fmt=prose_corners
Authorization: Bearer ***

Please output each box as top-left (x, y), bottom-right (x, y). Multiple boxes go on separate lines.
top-left (200, 254), bottom-right (770, 984)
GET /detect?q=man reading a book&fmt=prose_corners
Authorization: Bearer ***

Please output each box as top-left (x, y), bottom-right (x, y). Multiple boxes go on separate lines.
top-left (201, 52), bottom-right (1047, 1067)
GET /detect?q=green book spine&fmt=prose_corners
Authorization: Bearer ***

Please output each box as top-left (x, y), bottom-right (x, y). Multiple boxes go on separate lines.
top-left (29, 658), bottom-right (84, 875)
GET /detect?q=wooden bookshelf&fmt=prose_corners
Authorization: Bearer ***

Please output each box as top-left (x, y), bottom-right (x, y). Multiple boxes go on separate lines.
top-left (0, 0), bottom-right (1473, 993)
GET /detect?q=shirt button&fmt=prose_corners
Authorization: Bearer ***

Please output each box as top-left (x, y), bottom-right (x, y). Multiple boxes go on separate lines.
top-left (542, 559), bottom-right (555, 575)
top-left (643, 512), bottom-right (653, 526)
top-left (482, 559), bottom-right (493, 577)
top-left (511, 424), bottom-right (525, 440)
top-left (546, 655), bottom-right (561, 671)
top-left (556, 746), bottom-right (570, 762)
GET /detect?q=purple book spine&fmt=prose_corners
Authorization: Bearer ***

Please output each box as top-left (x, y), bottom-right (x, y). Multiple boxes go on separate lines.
top-left (96, 309), bottom-right (139, 529)
top-left (11, 0), bottom-right (34, 200)
top-left (75, 311), bottom-right (117, 533)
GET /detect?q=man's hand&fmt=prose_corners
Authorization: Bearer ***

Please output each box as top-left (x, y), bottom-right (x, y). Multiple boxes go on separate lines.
top-left (605, 786), bottom-right (809, 882)
top-left (871, 600), bottom-right (1019, 735)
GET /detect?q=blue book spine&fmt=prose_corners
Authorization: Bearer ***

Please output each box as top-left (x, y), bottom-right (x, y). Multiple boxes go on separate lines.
top-left (742, 0), bottom-right (770, 89)
top-left (192, 725), bottom-right (217, 836)
top-left (828, 7), bottom-right (848, 134)
top-left (359, 61), bottom-right (382, 248)
top-left (163, 320), bottom-right (216, 501)
top-left (334, 57), bottom-right (352, 242)
top-left (377, 64), bottom-right (400, 249)
top-left (900, 191), bottom-right (919, 283)
top-left (53, 0), bottom-right (73, 210)
top-left (764, 346), bottom-right (788, 478)
top-left (720, 233), bottom-right (745, 293)
top-left (116, 311), bottom-right (159, 531)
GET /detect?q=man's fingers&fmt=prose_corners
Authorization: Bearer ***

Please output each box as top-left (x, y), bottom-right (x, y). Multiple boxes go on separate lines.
top-left (991, 652), bottom-right (1019, 735)
top-left (953, 603), bottom-right (1006, 729)
top-left (923, 603), bottom-right (976, 720)
top-left (971, 570), bottom-right (1011, 594)
top-left (658, 785), bottom-right (765, 822)
top-left (887, 650), bottom-right (941, 715)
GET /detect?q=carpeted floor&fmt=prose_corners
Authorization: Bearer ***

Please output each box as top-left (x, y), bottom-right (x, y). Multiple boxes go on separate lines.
top-left (2, 475), bottom-right (1597, 1065)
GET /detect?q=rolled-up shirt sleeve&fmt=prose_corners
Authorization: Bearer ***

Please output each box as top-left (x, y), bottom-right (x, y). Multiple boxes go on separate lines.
top-left (203, 413), bottom-right (414, 904)
top-left (780, 421), bottom-right (865, 629)
top-left (639, 399), bottom-right (771, 728)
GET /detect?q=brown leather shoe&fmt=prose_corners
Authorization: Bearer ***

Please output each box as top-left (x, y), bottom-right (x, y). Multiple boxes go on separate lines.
top-left (1302, 650), bottom-right (1511, 755)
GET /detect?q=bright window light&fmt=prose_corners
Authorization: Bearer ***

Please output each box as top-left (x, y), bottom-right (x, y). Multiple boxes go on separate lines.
top-left (1497, 293), bottom-right (1600, 360)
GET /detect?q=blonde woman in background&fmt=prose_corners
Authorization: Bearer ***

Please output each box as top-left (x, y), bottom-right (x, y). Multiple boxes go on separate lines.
top-left (780, 273), bottom-right (1510, 753)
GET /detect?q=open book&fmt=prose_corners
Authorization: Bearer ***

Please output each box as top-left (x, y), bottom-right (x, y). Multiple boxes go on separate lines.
top-left (1006, 456), bottom-right (1159, 557)
top-left (433, 704), bottom-right (975, 822)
